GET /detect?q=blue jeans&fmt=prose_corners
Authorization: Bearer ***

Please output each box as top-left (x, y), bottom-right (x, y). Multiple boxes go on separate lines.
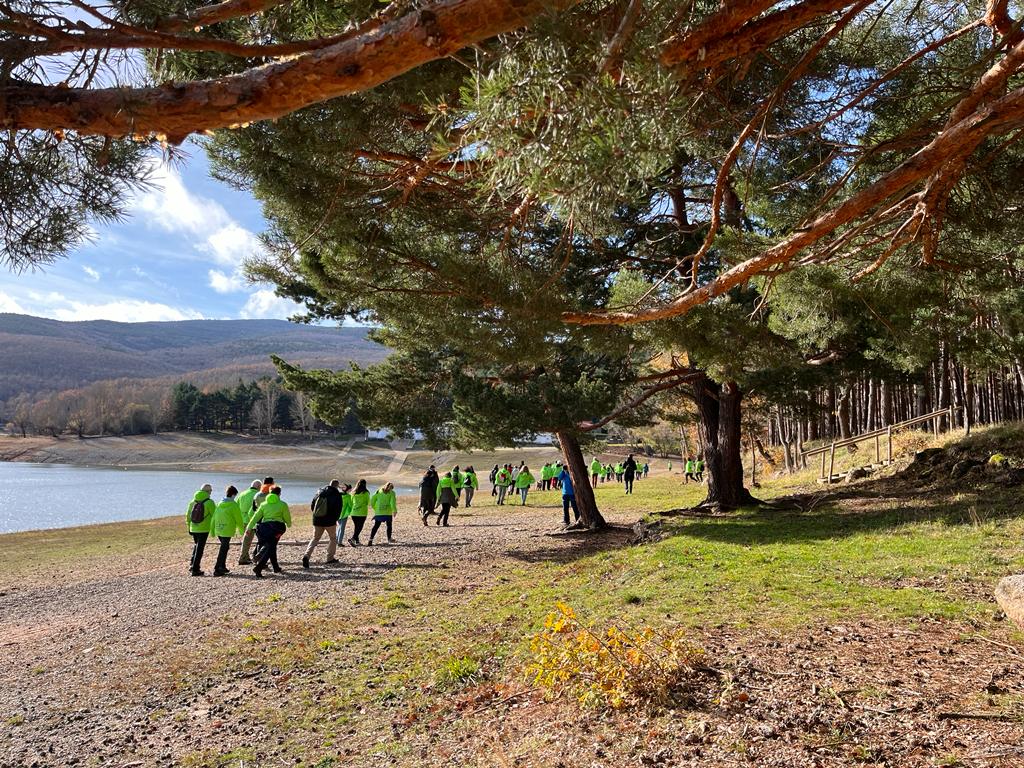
top-left (562, 496), bottom-right (579, 525)
top-left (519, 487), bottom-right (529, 504)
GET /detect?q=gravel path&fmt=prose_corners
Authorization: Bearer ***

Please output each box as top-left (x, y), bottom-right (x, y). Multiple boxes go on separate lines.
top-left (0, 500), bottom-right (632, 767)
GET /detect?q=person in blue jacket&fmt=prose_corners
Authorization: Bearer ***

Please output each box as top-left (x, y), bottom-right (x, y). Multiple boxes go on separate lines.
top-left (557, 465), bottom-right (580, 528)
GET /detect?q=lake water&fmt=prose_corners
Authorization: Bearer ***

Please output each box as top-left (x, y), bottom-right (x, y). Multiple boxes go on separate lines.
top-left (0, 463), bottom-right (417, 534)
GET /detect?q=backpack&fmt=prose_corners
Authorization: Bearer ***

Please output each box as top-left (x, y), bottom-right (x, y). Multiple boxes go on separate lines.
top-left (312, 489), bottom-right (330, 518)
top-left (189, 499), bottom-right (207, 524)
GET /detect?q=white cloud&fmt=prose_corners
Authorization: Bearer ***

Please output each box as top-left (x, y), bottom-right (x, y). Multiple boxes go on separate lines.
top-left (204, 222), bottom-right (262, 267)
top-left (133, 160), bottom-right (263, 271)
top-left (0, 292), bottom-right (27, 314)
top-left (240, 289), bottom-right (300, 320)
top-left (208, 269), bottom-right (242, 294)
top-left (50, 299), bottom-right (205, 323)
top-left (135, 161), bottom-right (231, 236)
top-left (82, 265), bottom-right (100, 282)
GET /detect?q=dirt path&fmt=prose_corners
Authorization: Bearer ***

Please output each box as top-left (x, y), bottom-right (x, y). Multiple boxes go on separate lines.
top-left (0, 502), bottom-right (629, 768)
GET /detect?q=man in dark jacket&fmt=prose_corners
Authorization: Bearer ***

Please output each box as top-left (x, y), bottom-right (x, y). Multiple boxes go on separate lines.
top-left (419, 465), bottom-right (440, 524)
top-left (302, 479), bottom-right (343, 568)
top-left (623, 454), bottom-right (638, 495)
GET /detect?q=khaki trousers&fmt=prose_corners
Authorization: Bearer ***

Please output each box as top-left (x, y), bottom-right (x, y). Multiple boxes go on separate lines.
top-left (238, 527), bottom-right (256, 563)
top-left (304, 525), bottom-right (338, 560)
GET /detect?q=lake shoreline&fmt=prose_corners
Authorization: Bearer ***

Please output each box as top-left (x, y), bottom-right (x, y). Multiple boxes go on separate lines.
top-left (0, 431), bottom-right (564, 488)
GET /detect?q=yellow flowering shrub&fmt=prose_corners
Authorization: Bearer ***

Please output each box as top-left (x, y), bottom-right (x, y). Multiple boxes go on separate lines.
top-left (526, 603), bottom-right (709, 710)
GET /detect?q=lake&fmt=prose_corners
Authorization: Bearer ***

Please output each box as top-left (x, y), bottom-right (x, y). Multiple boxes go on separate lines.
top-left (0, 463), bottom-right (417, 534)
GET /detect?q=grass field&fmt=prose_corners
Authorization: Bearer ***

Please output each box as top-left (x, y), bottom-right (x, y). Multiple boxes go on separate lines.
top-left (4, 426), bottom-right (1024, 767)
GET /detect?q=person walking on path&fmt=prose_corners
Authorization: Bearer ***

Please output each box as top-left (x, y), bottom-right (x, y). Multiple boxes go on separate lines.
top-left (418, 465), bottom-right (439, 523)
top-left (695, 458), bottom-right (705, 483)
top-left (623, 454), bottom-right (637, 495)
top-left (494, 465), bottom-right (512, 506)
top-left (211, 485), bottom-right (244, 577)
top-left (489, 464), bottom-right (499, 496)
top-left (239, 477), bottom-right (274, 565)
top-left (452, 466), bottom-right (463, 500)
top-left (186, 483), bottom-right (217, 576)
top-left (335, 483), bottom-right (354, 545)
top-left (347, 480), bottom-right (371, 546)
top-left (463, 466), bottom-right (479, 507)
top-left (367, 482), bottom-right (398, 545)
top-left (590, 457), bottom-right (601, 487)
top-left (303, 479), bottom-right (343, 569)
top-left (643, 462), bottom-right (649, 478)
top-left (556, 465), bottom-right (580, 528)
top-left (684, 457), bottom-right (697, 483)
top-left (515, 465), bottom-right (535, 505)
top-left (436, 471), bottom-right (458, 525)
top-left (248, 486), bottom-right (292, 578)
top-left (234, 479), bottom-right (261, 565)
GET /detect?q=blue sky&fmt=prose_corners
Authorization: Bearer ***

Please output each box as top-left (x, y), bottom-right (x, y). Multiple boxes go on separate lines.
top-left (0, 147), bottom-right (302, 322)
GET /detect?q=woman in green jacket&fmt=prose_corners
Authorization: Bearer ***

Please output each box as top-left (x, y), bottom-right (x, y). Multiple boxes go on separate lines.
top-left (212, 485), bottom-right (244, 577)
top-left (463, 466), bottom-right (479, 508)
top-left (515, 466), bottom-right (535, 505)
top-left (335, 483), bottom-right (354, 546)
top-left (368, 482), bottom-right (398, 545)
top-left (247, 486), bottom-right (292, 577)
top-left (186, 483), bottom-right (217, 577)
top-left (346, 479), bottom-right (371, 546)
top-left (436, 472), bottom-right (458, 525)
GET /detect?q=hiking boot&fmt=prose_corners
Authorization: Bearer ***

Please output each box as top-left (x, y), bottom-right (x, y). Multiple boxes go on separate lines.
top-left (387, 537), bottom-right (396, 543)
top-left (213, 568), bottom-right (230, 577)
top-left (348, 537), bottom-right (360, 547)
top-left (190, 570), bottom-right (205, 577)
top-left (253, 567), bottom-right (263, 578)
top-left (237, 557), bottom-right (252, 565)
top-left (325, 558), bottom-right (340, 565)
top-left (302, 555), bottom-right (310, 569)
top-left (273, 567), bottom-right (284, 574)
top-left (366, 539), bottom-right (374, 547)
top-left (422, 515), bottom-right (429, 526)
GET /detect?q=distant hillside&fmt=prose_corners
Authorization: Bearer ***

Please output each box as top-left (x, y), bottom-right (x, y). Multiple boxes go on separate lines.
top-left (0, 314), bottom-right (387, 401)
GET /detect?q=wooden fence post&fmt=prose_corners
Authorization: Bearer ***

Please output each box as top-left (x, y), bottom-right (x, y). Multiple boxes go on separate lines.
top-left (828, 442), bottom-right (836, 484)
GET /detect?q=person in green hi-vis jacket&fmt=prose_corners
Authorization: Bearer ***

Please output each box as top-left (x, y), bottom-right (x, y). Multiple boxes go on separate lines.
top-left (185, 483), bottom-right (216, 577)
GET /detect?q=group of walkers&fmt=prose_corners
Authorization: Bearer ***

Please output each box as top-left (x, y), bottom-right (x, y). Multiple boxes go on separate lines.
top-left (184, 452), bottom-right (682, 578)
top-left (589, 453), bottom-right (647, 494)
top-left (185, 475), bottom-right (399, 578)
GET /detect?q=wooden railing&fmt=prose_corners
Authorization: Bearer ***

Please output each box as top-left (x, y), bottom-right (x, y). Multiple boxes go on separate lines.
top-left (800, 406), bottom-right (956, 483)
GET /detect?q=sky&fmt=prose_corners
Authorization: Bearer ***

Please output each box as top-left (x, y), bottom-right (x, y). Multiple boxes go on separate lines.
top-left (0, 148), bottom-right (304, 323)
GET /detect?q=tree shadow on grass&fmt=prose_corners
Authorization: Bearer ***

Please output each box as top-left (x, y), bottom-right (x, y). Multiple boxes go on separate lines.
top-left (672, 481), bottom-right (1023, 547)
top-left (502, 525), bottom-right (635, 564)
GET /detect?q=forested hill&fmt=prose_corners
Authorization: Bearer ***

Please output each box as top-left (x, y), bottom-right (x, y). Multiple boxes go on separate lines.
top-left (0, 313), bottom-right (387, 401)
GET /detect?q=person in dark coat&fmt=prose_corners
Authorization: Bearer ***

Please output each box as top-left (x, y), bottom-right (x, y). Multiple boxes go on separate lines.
top-left (303, 479), bottom-right (343, 568)
top-left (419, 465), bottom-right (440, 525)
top-left (623, 454), bottom-right (638, 495)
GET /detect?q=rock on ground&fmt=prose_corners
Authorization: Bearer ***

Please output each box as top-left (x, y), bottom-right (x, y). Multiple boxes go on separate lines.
top-left (996, 575), bottom-right (1024, 630)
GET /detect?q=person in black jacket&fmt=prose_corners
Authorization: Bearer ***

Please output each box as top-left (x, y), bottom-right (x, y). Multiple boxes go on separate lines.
top-left (419, 465), bottom-right (440, 525)
top-left (623, 454), bottom-right (638, 495)
top-left (302, 479), bottom-right (343, 568)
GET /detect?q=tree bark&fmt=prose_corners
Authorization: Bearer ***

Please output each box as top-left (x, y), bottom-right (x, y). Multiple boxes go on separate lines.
top-left (2, 0), bottom-right (580, 139)
top-left (557, 430), bottom-right (606, 530)
top-left (692, 374), bottom-right (758, 510)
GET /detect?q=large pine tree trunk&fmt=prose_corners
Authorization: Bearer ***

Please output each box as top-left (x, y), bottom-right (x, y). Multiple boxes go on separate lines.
top-left (693, 374), bottom-right (758, 510)
top-left (557, 430), bottom-right (607, 530)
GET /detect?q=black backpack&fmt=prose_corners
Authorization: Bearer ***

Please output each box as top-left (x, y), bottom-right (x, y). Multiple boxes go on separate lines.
top-left (189, 499), bottom-right (207, 524)
top-left (312, 489), bottom-right (329, 518)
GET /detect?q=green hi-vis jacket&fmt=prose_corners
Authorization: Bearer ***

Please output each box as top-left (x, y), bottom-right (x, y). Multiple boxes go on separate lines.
top-left (235, 487), bottom-right (260, 527)
top-left (185, 490), bottom-right (216, 534)
top-left (212, 498), bottom-right (244, 538)
top-left (340, 492), bottom-right (353, 518)
top-left (495, 470), bottom-right (512, 487)
top-left (464, 471), bottom-right (479, 489)
top-left (589, 459), bottom-right (602, 474)
top-left (247, 493), bottom-right (292, 530)
top-left (515, 470), bottom-right (535, 489)
top-left (350, 491), bottom-right (371, 517)
top-left (371, 489), bottom-right (398, 516)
